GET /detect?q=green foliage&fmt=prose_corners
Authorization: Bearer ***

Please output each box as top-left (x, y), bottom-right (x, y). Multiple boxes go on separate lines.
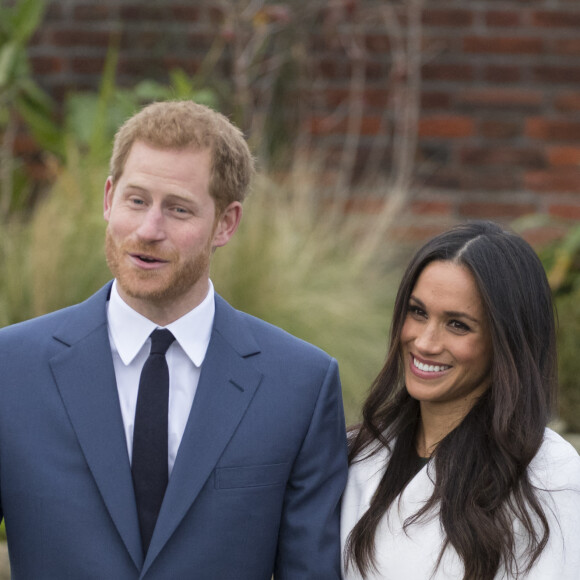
top-left (0, 149), bottom-right (111, 326)
top-left (0, 0), bottom-right (61, 216)
top-left (539, 223), bottom-right (580, 431)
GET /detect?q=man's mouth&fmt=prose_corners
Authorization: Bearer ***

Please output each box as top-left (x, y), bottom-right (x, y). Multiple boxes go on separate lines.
top-left (137, 255), bottom-right (162, 263)
top-left (130, 252), bottom-right (169, 265)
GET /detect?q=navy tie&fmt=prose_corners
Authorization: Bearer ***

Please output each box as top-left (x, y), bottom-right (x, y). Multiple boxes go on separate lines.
top-left (132, 328), bottom-right (175, 554)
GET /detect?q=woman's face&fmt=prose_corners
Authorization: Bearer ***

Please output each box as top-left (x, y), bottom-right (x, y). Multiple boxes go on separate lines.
top-left (400, 260), bottom-right (493, 417)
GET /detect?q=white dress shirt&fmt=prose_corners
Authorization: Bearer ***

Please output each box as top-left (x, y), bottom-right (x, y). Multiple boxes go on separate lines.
top-left (106, 279), bottom-right (215, 476)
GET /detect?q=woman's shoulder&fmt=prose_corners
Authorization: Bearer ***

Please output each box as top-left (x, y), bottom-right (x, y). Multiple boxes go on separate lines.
top-left (346, 434), bottom-right (391, 488)
top-left (530, 428), bottom-right (580, 488)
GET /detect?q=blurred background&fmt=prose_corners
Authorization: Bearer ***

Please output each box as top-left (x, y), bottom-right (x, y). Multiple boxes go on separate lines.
top-left (1, 0), bottom-right (580, 434)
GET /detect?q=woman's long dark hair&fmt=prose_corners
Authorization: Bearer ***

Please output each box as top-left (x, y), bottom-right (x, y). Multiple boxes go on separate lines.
top-left (345, 220), bottom-right (557, 579)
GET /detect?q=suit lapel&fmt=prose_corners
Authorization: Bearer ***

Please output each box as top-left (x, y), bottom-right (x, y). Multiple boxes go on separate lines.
top-left (49, 284), bottom-right (143, 571)
top-left (143, 296), bottom-right (263, 572)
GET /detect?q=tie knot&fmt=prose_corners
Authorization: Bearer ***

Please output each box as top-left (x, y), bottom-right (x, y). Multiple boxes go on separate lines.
top-left (149, 328), bottom-right (175, 355)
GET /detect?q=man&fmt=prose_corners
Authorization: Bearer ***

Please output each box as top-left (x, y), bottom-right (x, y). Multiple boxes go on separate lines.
top-left (0, 101), bottom-right (348, 578)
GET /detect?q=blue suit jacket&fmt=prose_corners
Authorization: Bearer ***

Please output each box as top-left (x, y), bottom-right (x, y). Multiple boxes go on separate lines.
top-left (0, 283), bottom-right (348, 579)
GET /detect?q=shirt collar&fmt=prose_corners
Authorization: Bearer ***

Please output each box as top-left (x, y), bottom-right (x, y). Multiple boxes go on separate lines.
top-left (107, 279), bottom-right (215, 367)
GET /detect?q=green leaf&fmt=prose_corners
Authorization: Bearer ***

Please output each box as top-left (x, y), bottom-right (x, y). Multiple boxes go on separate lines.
top-left (15, 94), bottom-right (63, 156)
top-left (11, 0), bottom-right (47, 44)
top-left (0, 42), bottom-right (19, 88)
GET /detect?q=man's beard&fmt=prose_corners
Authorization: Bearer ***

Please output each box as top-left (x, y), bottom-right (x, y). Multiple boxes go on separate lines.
top-left (105, 229), bottom-right (211, 308)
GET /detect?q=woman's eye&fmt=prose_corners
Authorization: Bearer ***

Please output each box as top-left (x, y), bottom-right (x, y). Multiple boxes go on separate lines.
top-left (408, 305), bottom-right (426, 318)
top-left (449, 320), bottom-right (470, 332)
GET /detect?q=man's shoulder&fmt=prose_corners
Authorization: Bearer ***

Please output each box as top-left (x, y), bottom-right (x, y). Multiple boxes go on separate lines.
top-left (214, 294), bottom-right (334, 364)
top-left (0, 283), bottom-right (110, 344)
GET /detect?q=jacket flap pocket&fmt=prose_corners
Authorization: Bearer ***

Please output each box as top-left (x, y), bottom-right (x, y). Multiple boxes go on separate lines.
top-left (215, 462), bottom-right (288, 489)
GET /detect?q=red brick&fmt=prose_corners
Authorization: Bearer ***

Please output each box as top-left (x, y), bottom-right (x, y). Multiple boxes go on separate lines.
top-left (365, 34), bottom-right (390, 54)
top-left (70, 56), bottom-right (107, 75)
top-left (546, 146), bottom-right (580, 167)
top-left (485, 10), bottom-right (521, 27)
top-left (524, 169), bottom-right (580, 192)
top-left (161, 56), bottom-right (202, 75)
top-left (343, 198), bottom-right (385, 214)
top-left (423, 169), bottom-right (519, 191)
top-left (322, 88), bottom-right (349, 108)
top-left (208, 6), bottom-right (225, 25)
top-left (458, 202), bottom-right (537, 219)
top-left (307, 115), bottom-right (384, 136)
top-left (52, 28), bottom-right (112, 47)
top-left (358, 116), bottom-right (385, 136)
top-left (457, 88), bottom-right (543, 109)
top-left (364, 88), bottom-right (391, 108)
top-left (531, 10), bottom-right (580, 28)
top-left (410, 200), bottom-right (454, 215)
top-left (421, 91), bottom-right (452, 110)
top-left (422, 63), bottom-right (474, 82)
top-left (483, 65), bottom-right (522, 83)
top-left (457, 172), bottom-right (520, 191)
top-left (554, 93), bottom-right (580, 112)
top-left (480, 120), bottom-right (522, 139)
top-left (187, 33), bottom-right (217, 51)
top-left (365, 61), bottom-right (389, 81)
top-left (422, 9), bottom-right (473, 27)
top-left (520, 226), bottom-right (568, 248)
top-left (463, 36), bottom-right (544, 55)
top-left (316, 58), bottom-right (342, 79)
top-left (121, 29), bottom-right (164, 50)
top-left (533, 66), bottom-right (580, 84)
top-left (423, 35), bottom-right (461, 53)
top-left (553, 39), bottom-right (580, 55)
top-left (117, 56), bottom-right (162, 77)
top-left (422, 168), bottom-right (461, 189)
top-left (459, 146), bottom-right (544, 168)
top-left (73, 5), bottom-right (111, 20)
top-left (30, 55), bottom-right (65, 75)
top-left (171, 6), bottom-right (202, 21)
top-left (548, 204), bottom-right (580, 220)
top-left (119, 5), bottom-right (172, 21)
top-left (419, 116), bottom-right (475, 138)
top-left (526, 118), bottom-right (580, 141)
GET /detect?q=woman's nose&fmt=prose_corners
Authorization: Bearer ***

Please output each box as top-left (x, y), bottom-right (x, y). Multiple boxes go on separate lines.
top-left (414, 322), bottom-right (443, 354)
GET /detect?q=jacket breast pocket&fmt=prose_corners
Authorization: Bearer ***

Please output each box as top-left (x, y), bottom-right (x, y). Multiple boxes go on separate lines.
top-left (215, 462), bottom-right (289, 489)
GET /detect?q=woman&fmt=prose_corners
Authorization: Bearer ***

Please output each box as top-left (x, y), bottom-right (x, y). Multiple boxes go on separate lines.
top-left (342, 220), bottom-right (580, 580)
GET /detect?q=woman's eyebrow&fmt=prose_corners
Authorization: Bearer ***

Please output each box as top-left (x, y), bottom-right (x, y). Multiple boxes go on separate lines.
top-left (409, 295), bottom-right (480, 324)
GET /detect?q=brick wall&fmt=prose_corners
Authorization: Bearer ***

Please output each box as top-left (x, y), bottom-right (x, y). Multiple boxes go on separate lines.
top-left (26, 0), bottom-right (580, 243)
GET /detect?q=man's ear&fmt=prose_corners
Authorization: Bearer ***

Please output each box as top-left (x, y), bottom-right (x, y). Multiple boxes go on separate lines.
top-left (212, 202), bottom-right (243, 248)
top-left (103, 177), bottom-right (114, 221)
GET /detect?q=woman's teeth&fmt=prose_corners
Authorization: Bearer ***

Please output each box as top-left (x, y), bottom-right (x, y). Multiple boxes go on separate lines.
top-left (413, 357), bottom-right (450, 373)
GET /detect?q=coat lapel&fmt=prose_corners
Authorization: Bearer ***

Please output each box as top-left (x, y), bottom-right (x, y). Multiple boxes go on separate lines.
top-left (49, 283), bottom-right (143, 571)
top-left (143, 296), bottom-right (263, 573)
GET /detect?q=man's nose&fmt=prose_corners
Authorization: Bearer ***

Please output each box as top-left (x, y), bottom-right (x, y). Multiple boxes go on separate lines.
top-left (135, 206), bottom-right (166, 241)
